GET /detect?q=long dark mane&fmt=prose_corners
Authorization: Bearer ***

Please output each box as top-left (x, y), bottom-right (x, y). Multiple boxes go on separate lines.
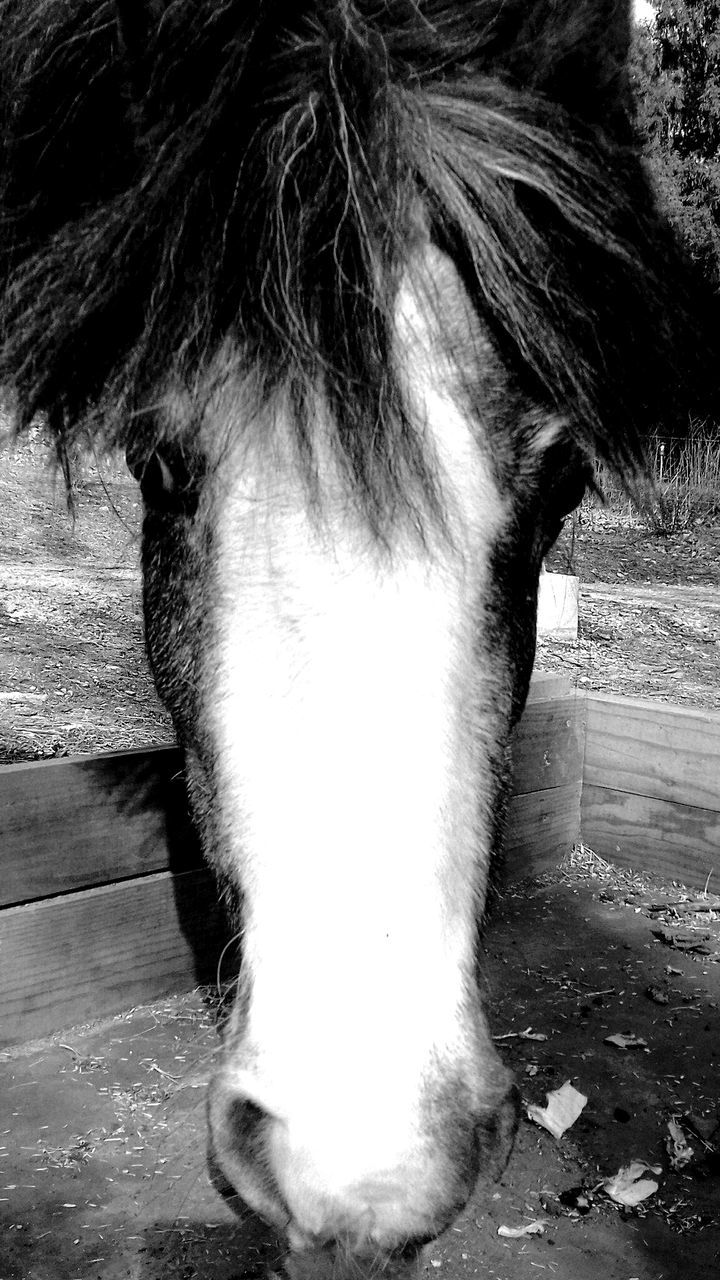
top-left (0, 0), bottom-right (713, 522)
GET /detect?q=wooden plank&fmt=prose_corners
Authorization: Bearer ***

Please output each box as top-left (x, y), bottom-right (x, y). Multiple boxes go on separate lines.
top-left (511, 694), bottom-right (584, 796)
top-left (524, 673), bottom-right (573, 704)
top-left (582, 784), bottom-right (720, 893)
top-left (503, 780), bottom-right (582, 882)
top-left (0, 665), bottom-right (581, 1044)
top-left (585, 695), bottom-right (720, 813)
top-left (0, 793), bottom-right (578, 1046)
top-left (0, 747), bottom-right (200, 908)
top-left (0, 671), bottom-right (576, 909)
top-left (0, 869), bottom-right (234, 1048)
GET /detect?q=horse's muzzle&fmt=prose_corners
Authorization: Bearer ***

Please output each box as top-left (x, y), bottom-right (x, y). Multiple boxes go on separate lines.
top-left (208, 1060), bottom-right (520, 1271)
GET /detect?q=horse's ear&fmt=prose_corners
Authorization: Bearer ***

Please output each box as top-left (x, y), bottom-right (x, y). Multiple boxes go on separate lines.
top-left (494, 0), bottom-right (634, 133)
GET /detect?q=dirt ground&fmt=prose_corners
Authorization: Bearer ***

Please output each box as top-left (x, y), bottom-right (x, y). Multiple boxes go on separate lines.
top-left (0, 438), bottom-right (171, 763)
top-left (1, 437), bottom-right (719, 1278)
top-left (1, 855), bottom-right (718, 1280)
top-left (543, 516), bottom-right (720, 710)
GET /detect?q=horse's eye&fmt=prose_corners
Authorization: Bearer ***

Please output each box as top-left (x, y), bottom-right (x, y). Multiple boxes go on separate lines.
top-left (552, 465), bottom-right (592, 521)
top-left (540, 459), bottom-right (592, 550)
top-left (126, 442), bottom-right (201, 516)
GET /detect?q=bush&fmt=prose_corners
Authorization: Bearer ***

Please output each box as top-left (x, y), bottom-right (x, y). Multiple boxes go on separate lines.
top-left (585, 421), bottom-right (720, 531)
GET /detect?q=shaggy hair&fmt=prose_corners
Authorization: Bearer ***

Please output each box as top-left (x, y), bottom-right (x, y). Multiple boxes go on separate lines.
top-left (0, 0), bottom-right (714, 522)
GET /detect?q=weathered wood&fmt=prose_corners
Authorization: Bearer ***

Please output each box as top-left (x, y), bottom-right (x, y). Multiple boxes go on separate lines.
top-left (581, 784), bottom-right (720, 894)
top-left (584, 695), bottom-right (720, 814)
top-left (505, 675), bottom-right (583, 876)
top-left (0, 868), bottom-right (233, 1048)
top-left (510, 693), bottom-right (584, 796)
top-left (524, 673), bottom-right (573, 704)
top-left (0, 673), bottom-right (575, 910)
top-left (504, 780), bottom-right (582, 881)
top-left (0, 747), bottom-right (199, 908)
top-left (0, 671), bottom-right (581, 1043)
top-left (5, 678), bottom-right (720, 1045)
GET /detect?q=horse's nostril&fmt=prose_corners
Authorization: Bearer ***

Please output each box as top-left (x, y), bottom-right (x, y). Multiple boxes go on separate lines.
top-left (220, 1094), bottom-right (273, 1181)
top-left (208, 1081), bottom-right (293, 1232)
top-left (479, 1078), bottom-right (521, 1182)
top-left (226, 1095), bottom-right (266, 1145)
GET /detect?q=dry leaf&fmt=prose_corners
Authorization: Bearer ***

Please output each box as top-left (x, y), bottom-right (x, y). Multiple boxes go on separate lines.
top-left (602, 1161), bottom-right (661, 1206)
top-left (666, 1118), bottom-right (694, 1170)
top-left (526, 1081), bottom-right (587, 1139)
top-left (604, 1033), bottom-right (648, 1050)
top-left (497, 1220), bottom-right (547, 1238)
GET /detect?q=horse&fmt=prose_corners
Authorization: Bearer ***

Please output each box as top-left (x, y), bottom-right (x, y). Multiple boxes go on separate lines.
top-left (0, 1), bottom-right (713, 1275)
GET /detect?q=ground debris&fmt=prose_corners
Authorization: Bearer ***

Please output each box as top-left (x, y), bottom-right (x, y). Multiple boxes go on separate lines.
top-left (526, 1081), bottom-right (587, 1139)
top-left (666, 1118), bottom-right (695, 1171)
top-left (651, 928), bottom-right (713, 955)
top-left (602, 1161), bottom-right (662, 1207)
top-left (648, 896), bottom-right (720, 916)
top-left (494, 1027), bottom-right (548, 1043)
top-left (604, 1033), bottom-right (648, 1050)
top-left (686, 1113), bottom-right (720, 1144)
top-left (497, 1220), bottom-right (547, 1238)
top-left (556, 1186), bottom-right (593, 1216)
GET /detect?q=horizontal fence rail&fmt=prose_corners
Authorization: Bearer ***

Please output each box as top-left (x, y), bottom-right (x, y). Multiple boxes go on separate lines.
top-left (2, 673), bottom-right (718, 1046)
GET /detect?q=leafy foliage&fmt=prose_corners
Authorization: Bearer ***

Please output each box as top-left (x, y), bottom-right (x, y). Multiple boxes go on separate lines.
top-left (633, 1), bottom-right (720, 286)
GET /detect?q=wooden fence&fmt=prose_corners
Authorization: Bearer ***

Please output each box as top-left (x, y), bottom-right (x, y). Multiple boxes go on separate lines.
top-left (1, 673), bottom-right (717, 1046)
top-left (582, 695), bottom-right (720, 891)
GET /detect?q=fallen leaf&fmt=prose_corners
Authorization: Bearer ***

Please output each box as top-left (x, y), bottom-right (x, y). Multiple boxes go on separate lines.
top-left (497, 1220), bottom-right (547, 1238)
top-left (602, 1161), bottom-right (661, 1206)
top-left (604, 1033), bottom-right (648, 1050)
top-left (666, 1118), bottom-right (694, 1170)
top-left (526, 1081), bottom-right (587, 1139)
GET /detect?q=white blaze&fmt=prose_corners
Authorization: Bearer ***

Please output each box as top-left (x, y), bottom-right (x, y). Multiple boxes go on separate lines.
top-left (206, 250), bottom-right (508, 1228)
